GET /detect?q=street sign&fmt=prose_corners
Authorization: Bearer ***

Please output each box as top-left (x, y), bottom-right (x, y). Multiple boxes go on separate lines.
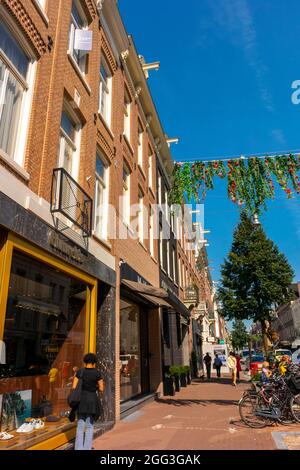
top-left (74, 29), bottom-right (93, 51)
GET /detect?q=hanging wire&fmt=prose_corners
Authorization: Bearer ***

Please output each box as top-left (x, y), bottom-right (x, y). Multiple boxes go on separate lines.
top-left (175, 148), bottom-right (300, 165)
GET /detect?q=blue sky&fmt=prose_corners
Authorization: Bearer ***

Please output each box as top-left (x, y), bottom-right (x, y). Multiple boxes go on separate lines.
top-left (119, 0), bottom-right (300, 286)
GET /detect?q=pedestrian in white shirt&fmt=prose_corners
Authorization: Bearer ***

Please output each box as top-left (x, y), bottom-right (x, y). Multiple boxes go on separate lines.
top-left (227, 351), bottom-right (237, 386)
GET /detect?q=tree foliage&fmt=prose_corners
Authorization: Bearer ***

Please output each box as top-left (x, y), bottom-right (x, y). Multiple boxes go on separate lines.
top-left (230, 320), bottom-right (248, 351)
top-left (218, 212), bottom-right (294, 325)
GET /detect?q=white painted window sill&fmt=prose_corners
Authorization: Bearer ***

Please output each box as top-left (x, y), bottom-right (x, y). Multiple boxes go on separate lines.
top-left (151, 255), bottom-right (158, 264)
top-left (67, 52), bottom-right (91, 95)
top-left (123, 133), bottom-right (134, 155)
top-left (0, 149), bottom-right (30, 181)
top-left (92, 232), bottom-right (112, 250)
top-left (138, 164), bottom-right (146, 180)
top-left (149, 186), bottom-right (156, 199)
top-left (122, 220), bottom-right (135, 236)
top-left (98, 112), bottom-right (114, 140)
top-left (32, 0), bottom-right (49, 26)
top-left (139, 240), bottom-right (147, 252)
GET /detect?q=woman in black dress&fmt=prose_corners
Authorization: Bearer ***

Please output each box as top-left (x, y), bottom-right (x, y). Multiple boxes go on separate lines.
top-left (72, 353), bottom-right (104, 450)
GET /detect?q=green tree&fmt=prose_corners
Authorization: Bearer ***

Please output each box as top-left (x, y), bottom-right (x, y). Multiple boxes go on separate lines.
top-left (230, 320), bottom-right (248, 351)
top-left (218, 212), bottom-right (294, 351)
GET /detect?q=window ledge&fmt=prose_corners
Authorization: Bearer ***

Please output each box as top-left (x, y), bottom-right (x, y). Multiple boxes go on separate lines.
top-left (138, 164), bottom-right (146, 180)
top-left (151, 255), bottom-right (158, 264)
top-left (92, 232), bottom-right (112, 250)
top-left (67, 52), bottom-right (91, 95)
top-left (123, 133), bottom-right (134, 156)
top-left (32, 0), bottom-right (49, 26)
top-left (161, 267), bottom-right (167, 275)
top-left (149, 187), bottom-right (156, 199)
top-left (0, 149), bottom-right (30, 182)
top-left (98, 112), bottom-right (114, 140)
top-left (122, 220), bottom-right (135, 236)
top-left (139, 240), bottom-right (147, 252)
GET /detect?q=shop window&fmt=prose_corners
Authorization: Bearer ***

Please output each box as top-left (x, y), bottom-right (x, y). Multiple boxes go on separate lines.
top-left (0, 20), bottom-right (33, 164)
top-left (0, 251), bottom-right (89, 450)
top-left (162, 308), bottom-right (170, 348)
top-left (120, 298), bottom-right (141, 402)
top-left (176, 313), bottom-right (182, 347)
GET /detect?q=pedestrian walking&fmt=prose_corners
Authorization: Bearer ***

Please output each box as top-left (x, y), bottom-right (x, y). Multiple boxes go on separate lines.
top-left (235, 353), bottom-right (242, 381)
top-left (213, 354), bottom-right (222, 378)
top-left (227, 351), bottom-right (237, 386)
top-left (72, 353), bottom-right (104, 450)
top-left (203, 353), bottom-right (212, 380)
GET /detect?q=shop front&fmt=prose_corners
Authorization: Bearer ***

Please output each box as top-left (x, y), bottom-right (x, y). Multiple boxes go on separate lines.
top-left (0, 232), bottom-right (98, 450)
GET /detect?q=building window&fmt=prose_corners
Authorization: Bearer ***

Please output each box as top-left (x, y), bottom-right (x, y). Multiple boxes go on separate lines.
top-left (122, 163), bottom-right (130, 225)
top-left (58, 111), bottom-right (78, 177)
top-left (94, 151), bottom-right (109, 240)
top-left (138, 190), bottom-right (144, 243)
top-left (157, 171), bottom-right (162, 205)
top-left (68, 1), bottom-right (87, 73)
top-left (173, 247), bottom-right (177, 283)
top-left (149, 207), bottom-right (154, 257)
top-left (137, 125), bottom-right (143, 168)
top-left (178, 257), bottom-right (182, 287)
top-left (0, 20), bottom-right (31, 163)
top-left (99, 58), bottom-right (112, 126)
top-left (148, 150), bottom-right (153, 188)
top-left (124, 89), bottom-right (131, 141)
top-left (159, 226), bottom-right (163, 267)
top-left (167, 240), bottom-right (170, 275)
top-left (162, 307), bottom-right (170, 348)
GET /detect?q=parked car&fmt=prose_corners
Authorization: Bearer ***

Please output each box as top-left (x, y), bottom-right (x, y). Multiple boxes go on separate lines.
top-left (274, 349), bottom-right (292, 362)
top-left (245, 354), bottom-right (265, 376)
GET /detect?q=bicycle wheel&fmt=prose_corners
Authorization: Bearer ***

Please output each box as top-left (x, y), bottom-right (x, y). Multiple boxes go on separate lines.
top-left (239, 393), bottom-right (270, 428)
top-left (290, 394), bottom-right (300, 423)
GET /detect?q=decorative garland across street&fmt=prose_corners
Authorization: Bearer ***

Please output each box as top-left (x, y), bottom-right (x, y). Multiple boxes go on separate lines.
top-left (169, 154), bottom-right (300, 214)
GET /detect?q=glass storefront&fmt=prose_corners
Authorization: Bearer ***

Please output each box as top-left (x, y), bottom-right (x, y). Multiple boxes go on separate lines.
top-left (120, 298), bottom-right (141, 402)
top-left (0, 249), bottom-right (92, 450)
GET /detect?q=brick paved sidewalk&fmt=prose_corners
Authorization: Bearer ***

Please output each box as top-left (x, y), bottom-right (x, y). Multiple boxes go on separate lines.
top-left (93, 375), bottom-right (300, 450)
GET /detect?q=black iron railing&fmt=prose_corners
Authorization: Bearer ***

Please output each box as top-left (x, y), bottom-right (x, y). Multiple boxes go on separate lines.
top-left (50, 168), bottom-right (92, 237)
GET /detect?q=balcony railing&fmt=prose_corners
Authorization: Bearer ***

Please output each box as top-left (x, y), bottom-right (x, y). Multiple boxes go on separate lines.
top-left (50, 168), bottom-right (93, 237)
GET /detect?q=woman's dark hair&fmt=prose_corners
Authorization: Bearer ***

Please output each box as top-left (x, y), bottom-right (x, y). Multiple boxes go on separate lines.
top-left (83, 353), bottom-right (97, 365)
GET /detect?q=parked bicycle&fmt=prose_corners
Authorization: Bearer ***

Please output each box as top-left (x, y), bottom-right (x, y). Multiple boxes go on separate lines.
top-left (239, 363), bottom-right (300, 428)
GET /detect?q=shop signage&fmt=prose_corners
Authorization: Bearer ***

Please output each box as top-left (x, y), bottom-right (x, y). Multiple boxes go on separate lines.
top-left (74, 29), bottom-right (93, 51)
top-left (49, 232), bottom-right (84, 264)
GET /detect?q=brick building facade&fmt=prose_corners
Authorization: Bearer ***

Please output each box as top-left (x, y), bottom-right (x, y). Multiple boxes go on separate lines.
top-left (0, 0), bottom-right (214, 449)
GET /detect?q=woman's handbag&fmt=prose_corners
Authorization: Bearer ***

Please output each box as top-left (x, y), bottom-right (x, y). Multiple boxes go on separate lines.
top-left (67, 369), bottom-right (84, 409)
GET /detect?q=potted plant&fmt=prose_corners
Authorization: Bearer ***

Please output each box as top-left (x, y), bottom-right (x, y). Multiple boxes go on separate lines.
top-left (184, 365), bottom-right (191, 384)
top-left (163, 373), bottom-right (175, 396)
top-left (179, 366), bottom-right (187, 387)
top-left (169, 366), bottom-right (181, 392)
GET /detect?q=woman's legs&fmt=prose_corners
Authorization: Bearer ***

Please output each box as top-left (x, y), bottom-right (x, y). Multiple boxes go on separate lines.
top-left (74, 418), bottom-right (85, 450)
top-left (232, 370), bottom-right (237, 386)
top-left (83, 417), bottom-right (94, 450)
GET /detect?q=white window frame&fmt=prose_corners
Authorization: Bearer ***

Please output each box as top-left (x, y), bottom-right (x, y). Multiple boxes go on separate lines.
top-left (37, 0), bottom-right (46, 9)
top-left (138, 190), bottom-right (144, 243)
top-left (137, 124), bottom-right (143, 168)
top-left (148, 151), bottom-right (153, 189)
top-left (158, 171), bottom-right (162, 206)
top-left (173, 247), bottom-right (177, 283)
top-left (99, 57), bottom-right (112, 127)
top-left (0, 15), bottom-right (36, 168)
top-left (58, 108), bottom-right (81, 180)
top-left (167, 239), bottom-right (170, 275)
top-left (123, 164), bottom-right (131, 225)
top-left (68, 0), bottom-right (88, 74)
top-left (149, 208), bottom-right (154, 257)
top-left (124, 89), bottom-right (131, 141)
top-left (178, 257), bottom-right (182, 287)
top-left (94, 151), bottom-right (110, 240)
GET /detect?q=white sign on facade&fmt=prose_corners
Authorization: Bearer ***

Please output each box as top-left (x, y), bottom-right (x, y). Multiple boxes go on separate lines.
top-left (74, 29), bottom-right (93, 51)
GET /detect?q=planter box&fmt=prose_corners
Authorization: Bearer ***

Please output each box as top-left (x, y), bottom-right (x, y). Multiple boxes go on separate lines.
top-left (180, 373), bottom-right (187, 387)
top-left (163, 377), bottom-right (175, 396)
top-left (174, 375), bottom-right (180, 392)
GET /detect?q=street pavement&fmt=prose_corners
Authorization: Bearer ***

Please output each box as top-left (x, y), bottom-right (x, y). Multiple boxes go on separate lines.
top-left (93, 374), bottom-right (300, 450)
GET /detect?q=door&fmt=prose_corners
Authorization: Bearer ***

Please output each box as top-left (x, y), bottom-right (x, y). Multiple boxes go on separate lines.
top-left (140, 311), bottom-right (150, 394)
